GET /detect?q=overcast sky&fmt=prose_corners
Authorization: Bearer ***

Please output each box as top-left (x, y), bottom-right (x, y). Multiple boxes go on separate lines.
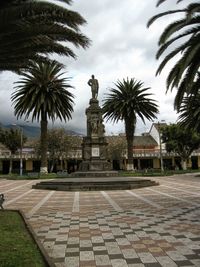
top-left (0, 0), bottom-right (188, 135)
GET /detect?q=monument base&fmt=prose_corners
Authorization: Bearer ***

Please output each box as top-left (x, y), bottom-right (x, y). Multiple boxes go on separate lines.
top-left (71, 170), bottom-right (118, 177)
top-left (79, 160), bottom-right (112, 172)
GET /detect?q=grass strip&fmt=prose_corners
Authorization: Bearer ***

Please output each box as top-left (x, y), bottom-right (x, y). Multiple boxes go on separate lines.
top-left (0, 210), bottom-right (47, 267)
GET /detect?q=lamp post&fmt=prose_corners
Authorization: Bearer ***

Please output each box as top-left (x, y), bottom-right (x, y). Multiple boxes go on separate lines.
top-left (158, 122), bottom-right (164, 172)
top-left (19, 127), bottom-right (23, 176)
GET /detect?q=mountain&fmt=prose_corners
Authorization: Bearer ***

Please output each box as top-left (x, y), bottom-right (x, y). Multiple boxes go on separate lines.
top-left (3, 124), bottom-right (40, 138)
top-left (0, 123), bottom-right (83, 138)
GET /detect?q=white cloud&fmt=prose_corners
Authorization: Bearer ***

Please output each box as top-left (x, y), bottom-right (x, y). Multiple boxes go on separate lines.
top-left (0, 0), bottom-right (185, 134)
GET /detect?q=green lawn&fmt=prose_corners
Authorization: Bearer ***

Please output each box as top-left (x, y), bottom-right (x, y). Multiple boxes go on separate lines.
top-left (120, 169), bottom-right (200, 177)
top-left (0, 211), bottom-right (47, 267)
top-left (0, 172), bottom-right (58, 180)
top-left (0, 169), bottom-right (200, 180)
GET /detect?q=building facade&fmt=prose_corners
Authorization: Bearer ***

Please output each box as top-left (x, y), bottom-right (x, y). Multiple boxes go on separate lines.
top-left (0, 123), bottom-right (200, 174)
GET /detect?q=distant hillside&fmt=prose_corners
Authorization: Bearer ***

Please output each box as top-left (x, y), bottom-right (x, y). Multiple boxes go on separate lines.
top-left (3, 124), bottom-right (40, 138)
top-left (0, 123), bottom-right (83, 138)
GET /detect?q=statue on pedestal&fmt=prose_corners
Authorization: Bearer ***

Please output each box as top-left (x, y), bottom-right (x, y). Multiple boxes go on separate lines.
top-left (88, 74), bottom-right (99, 99)
top-left (79, 74), bottom-right (111, 171)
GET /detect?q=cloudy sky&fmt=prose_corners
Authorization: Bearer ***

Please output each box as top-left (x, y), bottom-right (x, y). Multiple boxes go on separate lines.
top-left (0, 0), bottom-right (188, 135)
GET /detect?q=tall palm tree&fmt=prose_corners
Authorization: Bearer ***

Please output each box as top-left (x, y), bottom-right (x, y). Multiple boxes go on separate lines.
top-left (102, 78), bottom-right (158, 170)
top-left (11, 61), bottom-right (74, 173)
top-left (148, 1), bottom-right (200, 110)
top-left (0, 0), bottom-right (90, 73)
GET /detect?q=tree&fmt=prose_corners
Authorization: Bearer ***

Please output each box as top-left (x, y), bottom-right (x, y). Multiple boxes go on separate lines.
top-left (48, 128), bottom-right (66, 172)
top-left (161, 124), bottom-right (200, 170)
top-left (48, 129), bottom-right (82, 172)
top-left (147, 1), bottom-right (200, 110)
top-left (102, 78), bottom-right (158, 170)
top-left (31, 129), bottom-right (82, 172)
top-left (0, 0), bottom-right (90, 72)
top-left (0, 128), bottom-right (27, 174)
top-left (48, 128), bottom-right (73, 172)
top-left (107, 135), bottom-right (127, 170)
top-left (107, 135), bottom-right (127, 161)
top-left (11, 61), bottom-right (74, 173)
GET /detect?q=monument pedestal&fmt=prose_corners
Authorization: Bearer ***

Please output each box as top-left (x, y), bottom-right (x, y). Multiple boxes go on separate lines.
top-left (79, 160), bottom-right (111, 172)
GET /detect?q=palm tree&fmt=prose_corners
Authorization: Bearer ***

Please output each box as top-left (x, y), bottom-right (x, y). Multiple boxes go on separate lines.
top-left (102, 78), bottom-right (158, 170)
top-left (147, 1), bottom-right (200, 110)
top-left (11, 61), bottom-right (74, 173)
top-left (0, 0), bottom-right (90, 73)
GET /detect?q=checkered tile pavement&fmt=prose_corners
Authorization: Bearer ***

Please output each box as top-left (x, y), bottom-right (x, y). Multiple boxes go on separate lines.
top-left (1, 174), bottom-right (200, 267)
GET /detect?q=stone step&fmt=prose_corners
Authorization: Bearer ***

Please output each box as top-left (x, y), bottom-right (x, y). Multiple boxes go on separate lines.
top-left (33, 179), bottom-right (158, 191)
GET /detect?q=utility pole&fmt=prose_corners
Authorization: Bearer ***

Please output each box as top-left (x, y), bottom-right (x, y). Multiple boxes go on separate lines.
top-left (19, 127), bottom-right (23, 176)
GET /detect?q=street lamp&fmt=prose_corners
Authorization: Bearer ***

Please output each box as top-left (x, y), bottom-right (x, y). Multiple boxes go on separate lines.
top-left (19, 127), bottom-right (23, 176)
top-left (158, 122), bottom-right (164, 172)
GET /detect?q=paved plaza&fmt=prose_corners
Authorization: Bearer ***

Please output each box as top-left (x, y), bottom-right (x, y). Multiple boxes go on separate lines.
top-left (1, 174), bottom-right (200, 267)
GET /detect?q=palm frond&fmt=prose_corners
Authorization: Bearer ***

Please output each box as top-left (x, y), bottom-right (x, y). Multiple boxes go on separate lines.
top-left (0, 0), bottom-right (90, 72)
top-left (156, 26), bottom-right (200, 58)
top-left (150, 0), bottom-right (200, 109)
top-left (156, 0), bottom-right (184, 7)
top-left (147, 9), bottom-right (185, 28)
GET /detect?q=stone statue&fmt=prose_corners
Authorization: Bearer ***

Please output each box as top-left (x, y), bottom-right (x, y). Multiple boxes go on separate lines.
top-left (90, 114), bottom-right (99, 135)
top-left (99, 119), bottom-right (105, 136)
top-left (88, 74), bottom-right (99, 99)
top-left (88, 114), bottom-right (105, 137)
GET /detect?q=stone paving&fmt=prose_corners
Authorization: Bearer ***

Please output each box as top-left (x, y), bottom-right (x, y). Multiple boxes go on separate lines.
top-left (1, 174), bottom-right (200, 267)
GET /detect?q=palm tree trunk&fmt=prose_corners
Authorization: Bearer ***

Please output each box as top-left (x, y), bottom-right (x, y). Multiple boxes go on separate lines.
top-left (50, 160), bottom-right (54, 173)
top-left (126, 137), bottom-right (134, 170)
top-left (40, 118), bottom-right (48, 174)
top-left (181, 159), bottom-right (187, 170)
top-left (60, 158), bottom-right (63, 171)
top-left (9, 155), bottom-right (13, 174)
top-left (125, 119), bottom-right (135, 171)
